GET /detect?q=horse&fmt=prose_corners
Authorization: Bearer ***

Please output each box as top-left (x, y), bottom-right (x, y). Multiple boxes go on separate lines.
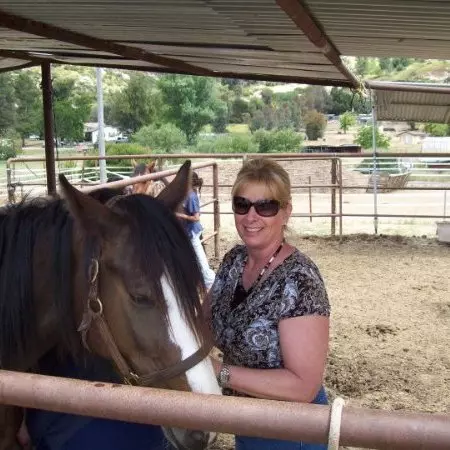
top-left (131, 160), bottom-right (168, 196)
top-left (0, 160), bottom-right (221, 450)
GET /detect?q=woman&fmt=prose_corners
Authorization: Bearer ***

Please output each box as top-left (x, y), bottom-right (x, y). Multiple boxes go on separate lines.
top-left (206, 158), bottom-right (330, 450)
top-left (177, 171), bottom-right (215, 290)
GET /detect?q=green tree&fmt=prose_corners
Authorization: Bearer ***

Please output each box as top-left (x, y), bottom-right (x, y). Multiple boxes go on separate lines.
top-left (230, 97), bottom-right (249, 123)
top-left (211, 101), bottom-right (229, 133)
top-left (253, 129), bottom-right (303, 153)
top-left (132, 123), bottom-right (186, 153)
top-left (355, 57), bottom-right (369, 77)
top-left (423, 122), bottom-right (450, 137)
top-left (249, 110), bottom-right (265, 132)
top-left (52, 78), bottom-right (93, 142)
top-left (339, 111), bottom-right (356, 134)
top-left (304, 110), bottom-right (327, 140)
top-left (379, 57), bottom-right (394, 73)
top-left (355, 125), bottom-right (391, 149)
top-left (0, 73), bottom-right (16, 135)
top-left (108, 73), bottom-right (161, 133)
top-left (301, 86), bottom-right (330, 113)
top-left (158, 75), bottom-right (216, 144)
top-left (261, 88), bottom-right (274, 106)
top-left (329, 87), bottom-right (352, 115)
top-left (14, 71), bottom-right (42, 145)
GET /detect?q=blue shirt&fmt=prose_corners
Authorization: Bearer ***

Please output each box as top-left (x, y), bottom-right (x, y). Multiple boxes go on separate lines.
top-left (26, 352), bottom-right (168, 450)
top-left (182, 190), bottom-right (203, 238)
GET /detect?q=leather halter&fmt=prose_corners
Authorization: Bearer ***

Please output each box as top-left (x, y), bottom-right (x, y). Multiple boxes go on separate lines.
top-left (77, 243), bottom-right (212, 386)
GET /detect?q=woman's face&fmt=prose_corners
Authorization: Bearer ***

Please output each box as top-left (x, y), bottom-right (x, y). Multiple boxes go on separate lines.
top-left (233, 182), bottom-right (291, 251)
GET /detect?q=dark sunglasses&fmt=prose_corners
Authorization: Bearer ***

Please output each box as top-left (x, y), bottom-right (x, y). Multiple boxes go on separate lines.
top-left (232, 196), bottom-right (281, 217)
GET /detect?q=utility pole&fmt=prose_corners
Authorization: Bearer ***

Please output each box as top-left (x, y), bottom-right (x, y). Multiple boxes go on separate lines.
top-left (96, 67), bottom-right (107, 183)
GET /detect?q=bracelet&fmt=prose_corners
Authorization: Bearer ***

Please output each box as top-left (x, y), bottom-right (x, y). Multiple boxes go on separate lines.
top-left (217, 363), bottom-right (231, 388)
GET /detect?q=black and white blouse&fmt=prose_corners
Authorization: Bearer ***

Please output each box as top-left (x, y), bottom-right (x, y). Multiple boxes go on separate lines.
top-left (210, 245), bottom-right (330, 380)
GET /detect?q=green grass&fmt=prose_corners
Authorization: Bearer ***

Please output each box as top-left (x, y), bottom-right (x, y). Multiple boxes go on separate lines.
top-left (227, 123), bottom-right (250, 134)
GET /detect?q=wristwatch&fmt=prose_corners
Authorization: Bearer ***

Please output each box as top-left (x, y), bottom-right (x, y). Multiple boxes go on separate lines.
top-left (217, 364), bottom-right (231, 388)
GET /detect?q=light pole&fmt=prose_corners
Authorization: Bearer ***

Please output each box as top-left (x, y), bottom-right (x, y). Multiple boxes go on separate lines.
top-left (96, 67), bottom-right (107, 183)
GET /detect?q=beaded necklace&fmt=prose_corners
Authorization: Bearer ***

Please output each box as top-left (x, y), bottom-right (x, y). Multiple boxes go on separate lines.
top-left (231, 240), bottom-right (285, 309)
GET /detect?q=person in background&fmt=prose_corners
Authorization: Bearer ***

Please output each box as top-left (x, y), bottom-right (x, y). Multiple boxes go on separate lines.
top-left (205, 158), bottom-right (330, 450)
top-left (177, 171), bottom-right (215, 290)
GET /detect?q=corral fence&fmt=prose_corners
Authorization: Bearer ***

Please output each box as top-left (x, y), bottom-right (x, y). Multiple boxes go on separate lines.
top-left (4, 152), bottom-right (450, 238)
top-left (1, 155), bottom-right (450, 448)
top-left (0, 370), bottom-right (449, 449)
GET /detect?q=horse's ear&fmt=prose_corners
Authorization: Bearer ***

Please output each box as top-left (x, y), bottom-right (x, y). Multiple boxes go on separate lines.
top-left (131, 159), bottom-right (137, 168)
top-left (59, 175), bottom-right (119, 235)
top-left (156, 160), bottom-right (191, 211)
top-left (147, 161), bottom-right (156, 172)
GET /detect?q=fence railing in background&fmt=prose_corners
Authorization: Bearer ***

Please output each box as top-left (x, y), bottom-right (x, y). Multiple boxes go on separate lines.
top-left (4, 152), bottom-right (450, 237)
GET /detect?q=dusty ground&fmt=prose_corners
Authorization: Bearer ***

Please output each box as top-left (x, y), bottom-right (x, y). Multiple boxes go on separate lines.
top-left (205, 231), bottom-right (450, 450)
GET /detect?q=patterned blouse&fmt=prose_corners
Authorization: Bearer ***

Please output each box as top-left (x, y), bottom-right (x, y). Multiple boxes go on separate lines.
top-left (210, 245), bottom-right (330, 395)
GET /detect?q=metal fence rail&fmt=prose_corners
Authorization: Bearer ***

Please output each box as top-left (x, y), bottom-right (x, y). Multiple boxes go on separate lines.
top-left (4, 152), bottom-right (450, 237)
top-left (0, 370), bottom-right (449, 450)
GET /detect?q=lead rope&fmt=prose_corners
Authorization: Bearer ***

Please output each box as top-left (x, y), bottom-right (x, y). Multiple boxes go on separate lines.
top-left (327, 397), bottom-right (346, 450)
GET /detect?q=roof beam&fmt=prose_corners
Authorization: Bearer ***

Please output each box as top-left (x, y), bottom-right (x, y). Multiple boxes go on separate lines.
top-left (275, 0), bottom-right (359, 88)
top-left (0, 9), bottom-right (214, 76)
top-left (0, 61), bottom-right (36, 73)
top-left (71, 62), bottom-right (355, 87)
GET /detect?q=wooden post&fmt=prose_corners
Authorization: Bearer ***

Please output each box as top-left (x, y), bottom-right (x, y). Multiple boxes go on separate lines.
top-left (41, 62), bottom-right (57, 196)
top-left (212, 163), bottom-right (220, 259)
top-left (331, 159), bottom-right (337, 236)
top-left (308, 176), bottom-right (312, 222)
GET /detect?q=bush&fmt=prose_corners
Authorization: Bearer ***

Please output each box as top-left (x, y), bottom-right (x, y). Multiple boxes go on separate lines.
top-left (85, 143), bottom-right (150, 168)
top-left (0, 138), bottom-right (17, 160)
top-left (195, 134), bottom-right (258, 154)
top-left (132, 123), bottom-right (187, 153)
top-left (355, 125), bottom-right (391, 150)
top-left (304, 110), bottom-right (327, 140)
top-left (253, 129), bottom-right (303, 153)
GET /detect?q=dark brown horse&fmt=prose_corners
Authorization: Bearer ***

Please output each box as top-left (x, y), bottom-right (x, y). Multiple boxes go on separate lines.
top-left (0, 161), bottom-right (220, 450)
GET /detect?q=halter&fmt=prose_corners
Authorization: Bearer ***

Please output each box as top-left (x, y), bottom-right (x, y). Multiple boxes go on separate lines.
top-left (77, 196), bottom-right (212, 386)
top-left (78, 257), bottom-right (212, 386)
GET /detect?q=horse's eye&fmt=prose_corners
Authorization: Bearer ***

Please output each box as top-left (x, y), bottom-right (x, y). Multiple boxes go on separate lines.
top-left (131, 295), bottom-right (150, 306)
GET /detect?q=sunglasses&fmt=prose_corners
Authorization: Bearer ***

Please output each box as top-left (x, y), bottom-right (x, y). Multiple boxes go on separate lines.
top-left (232, 196), bottom-right (281, 217)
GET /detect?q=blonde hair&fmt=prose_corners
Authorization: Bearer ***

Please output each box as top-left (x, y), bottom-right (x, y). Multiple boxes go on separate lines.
top-left (232, 158), bottom-right (291, 206)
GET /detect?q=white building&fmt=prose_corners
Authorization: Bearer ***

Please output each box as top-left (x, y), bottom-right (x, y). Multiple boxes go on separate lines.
top-left (84, 122), bottom-right (121, 144)
top-left (397, 130), bottom-right (426, 146)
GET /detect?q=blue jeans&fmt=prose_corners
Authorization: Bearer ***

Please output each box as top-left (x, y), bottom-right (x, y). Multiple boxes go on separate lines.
top-left (191, 230), bottom-right (215, 289)
top-left (235, 387), bottom-right (328, 450)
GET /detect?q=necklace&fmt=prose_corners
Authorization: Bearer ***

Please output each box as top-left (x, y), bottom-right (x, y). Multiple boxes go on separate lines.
top-left (231, 240), bottom-right (285, 310)
top-left (248, 240), bottom-right (285, 290)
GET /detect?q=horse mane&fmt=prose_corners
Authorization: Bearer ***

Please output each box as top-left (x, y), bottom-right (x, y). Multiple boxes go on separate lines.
top-left (0, 196), bottom-right (76, 369)
top-left (111, 194), bottom-right (205, 332)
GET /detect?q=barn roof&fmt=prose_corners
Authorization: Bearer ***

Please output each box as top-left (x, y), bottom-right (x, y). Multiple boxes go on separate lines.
top-left (0, 0), bottom-right (358, 87)
top-left (1, 1), bottom-right (450, 89)
top-left (366, 81), bottom-right (450, 124)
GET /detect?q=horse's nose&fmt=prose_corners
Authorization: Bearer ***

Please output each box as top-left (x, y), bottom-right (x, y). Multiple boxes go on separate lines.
top-left (163, 427), bottom-right (217, 450)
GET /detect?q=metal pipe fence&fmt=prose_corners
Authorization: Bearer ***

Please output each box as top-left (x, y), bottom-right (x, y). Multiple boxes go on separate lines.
top-left (0, 370), bottom-right (449, 450)
top-left (3, 152), bottom-right (450, 237)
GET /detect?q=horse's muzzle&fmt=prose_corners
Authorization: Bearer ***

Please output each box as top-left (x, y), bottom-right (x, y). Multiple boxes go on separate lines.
top-left (163, 427), bottom-right (217, 450)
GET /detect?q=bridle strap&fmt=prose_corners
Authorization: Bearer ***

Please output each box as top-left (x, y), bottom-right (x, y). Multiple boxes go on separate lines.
top-left (137, 338), bottom-right (213, 386)
top-left (78, 257), bottom-right (212, 386)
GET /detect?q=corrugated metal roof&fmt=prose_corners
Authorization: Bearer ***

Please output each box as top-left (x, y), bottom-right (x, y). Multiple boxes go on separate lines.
top-left (305, 0), bottom-right (450, 59)
top-left (0, 0), bottom-right (355, 86)
top-left (367, 81), bottom-right (450, 123)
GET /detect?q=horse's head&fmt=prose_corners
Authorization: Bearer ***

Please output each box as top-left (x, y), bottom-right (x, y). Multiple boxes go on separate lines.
top-left (60, 161), bottom-right (220, 449)
top-left (131, 159), bottom-right (157, 194)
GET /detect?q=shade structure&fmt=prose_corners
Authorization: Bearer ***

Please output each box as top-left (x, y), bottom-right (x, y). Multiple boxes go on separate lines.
top-left (366, 81), bottom-right (450, 124)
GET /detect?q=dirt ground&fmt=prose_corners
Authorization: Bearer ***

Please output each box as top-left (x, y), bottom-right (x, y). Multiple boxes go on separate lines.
top-left (205, 230), bottom-right (450, 450)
